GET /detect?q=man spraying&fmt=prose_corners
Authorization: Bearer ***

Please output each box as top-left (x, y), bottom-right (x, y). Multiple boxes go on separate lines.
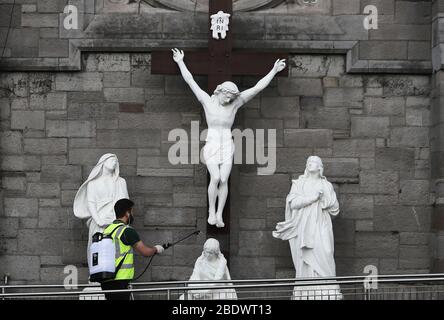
top-left (100, 198), bottom-right (165, 300)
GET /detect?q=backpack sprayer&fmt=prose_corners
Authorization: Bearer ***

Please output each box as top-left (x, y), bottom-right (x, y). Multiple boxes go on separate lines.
top-left (89, 228), bottom-right (201, 283)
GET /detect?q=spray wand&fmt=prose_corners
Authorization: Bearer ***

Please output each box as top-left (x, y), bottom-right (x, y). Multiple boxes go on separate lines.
top-left (132, 230), bottom-right (200, 282)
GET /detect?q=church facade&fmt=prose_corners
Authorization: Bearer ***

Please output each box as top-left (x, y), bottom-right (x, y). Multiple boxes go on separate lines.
top-left (0, 0), bottom-right (442, 284)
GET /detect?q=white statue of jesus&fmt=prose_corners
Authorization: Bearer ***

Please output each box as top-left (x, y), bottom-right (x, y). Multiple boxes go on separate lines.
top-left (172, 48), bottom-right (286, 228)
top-left (273, 156), bottom-right (342, 300)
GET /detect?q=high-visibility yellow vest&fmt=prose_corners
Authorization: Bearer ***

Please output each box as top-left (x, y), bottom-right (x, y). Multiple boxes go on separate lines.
top-left (103, 222), bottom-right (134, 281)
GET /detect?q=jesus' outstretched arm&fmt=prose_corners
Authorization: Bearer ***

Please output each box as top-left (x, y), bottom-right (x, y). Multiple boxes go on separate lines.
top-left (238, 59), bottom-right (286, 106)
top-left (172, 48), bottom-right (211, 105)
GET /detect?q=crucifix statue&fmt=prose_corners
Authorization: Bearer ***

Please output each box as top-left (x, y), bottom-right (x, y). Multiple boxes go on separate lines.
top-left (172, 48), bottom-right (285, 228)
top-left (151, 0), bottom-right (289, 259)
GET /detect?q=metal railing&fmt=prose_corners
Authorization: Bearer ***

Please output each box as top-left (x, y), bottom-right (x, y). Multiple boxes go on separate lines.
top-left (1, 273), bottom-right (444, 300)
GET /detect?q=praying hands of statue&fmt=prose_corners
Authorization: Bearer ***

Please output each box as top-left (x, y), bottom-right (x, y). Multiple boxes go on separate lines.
top-left (290, 190), bottom-right (323, 210)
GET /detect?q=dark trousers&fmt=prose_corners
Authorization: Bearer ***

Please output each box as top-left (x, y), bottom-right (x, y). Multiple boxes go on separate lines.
top-left (101, 280), bottom-right (131, 300)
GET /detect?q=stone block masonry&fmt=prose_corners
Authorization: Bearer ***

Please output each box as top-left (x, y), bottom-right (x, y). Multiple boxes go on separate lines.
top-left (0, 51), bottom-right (434, 283)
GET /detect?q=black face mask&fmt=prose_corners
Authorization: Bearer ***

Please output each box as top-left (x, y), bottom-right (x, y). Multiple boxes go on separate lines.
top-left (128, 213), bottom-right (135, 225)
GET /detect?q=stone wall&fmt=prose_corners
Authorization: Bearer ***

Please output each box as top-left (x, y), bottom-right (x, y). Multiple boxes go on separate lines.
top-left (0, 0), bottom-right (439, 284)
top-left (0, 52), bottom-right (434, 283)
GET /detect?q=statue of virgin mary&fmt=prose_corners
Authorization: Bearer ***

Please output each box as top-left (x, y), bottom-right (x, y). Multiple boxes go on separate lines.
top-left (273, 156), bottom-right (342, 300)
top-left (73, 153), bottom-right (129, 267)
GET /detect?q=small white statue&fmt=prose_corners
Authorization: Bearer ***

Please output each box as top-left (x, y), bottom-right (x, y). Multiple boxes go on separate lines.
top-left (73, 153), bottom-right (129, 268)
top-left (273, 156), bottom-right (342, 300)
top-left (210, 11), bottom-right (231, 40)
top-left (172, 48), bottom-right (286, 228)
top-left (180, 238), bottom-right (237, 300)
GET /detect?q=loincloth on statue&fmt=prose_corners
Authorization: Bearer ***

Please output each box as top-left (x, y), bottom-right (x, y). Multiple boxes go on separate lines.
top-left (202, 129), bottom-right (235, 165)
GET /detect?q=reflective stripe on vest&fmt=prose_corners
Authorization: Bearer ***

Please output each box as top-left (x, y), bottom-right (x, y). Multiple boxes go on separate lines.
top-left (104, 223), bottom-right (135, 280)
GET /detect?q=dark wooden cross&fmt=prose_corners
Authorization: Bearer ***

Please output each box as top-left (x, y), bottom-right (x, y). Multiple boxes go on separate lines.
top-left (151, 0), bottom-right (288, 264)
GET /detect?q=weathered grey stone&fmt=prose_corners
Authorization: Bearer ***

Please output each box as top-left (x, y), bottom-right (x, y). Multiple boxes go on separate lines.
top-left (4, 198), bottom-right (38, 217)
top-left (231, 257), bottom-right (276, 279)
top-left (395, 1), bottom-right (431, 25)
top-left (333, 139), bottom-right (375, 157)
top-left (37, 0), bottom-right (65, 13)
top-left (0, 255), bottom-right (40, 280)
top-left (1, 155), bottom-right (41, 171)
top-left (46, 120), bottom-right (96, 138)
top-left (68, 148), bottom-right (137, 165)
top-left (375, 147), bottom-right (415, 172)
top-left (55, 73), bottom-right (103, 91)
top-left (2, 175), bottom-right (26, 191)
top-left (360, 41), bottom-right (407, 60)
top-left (118, 113), bottom-right (182, 129)
top-left (399, 245), bottom-right (430, 269)
top-left (289, 55), bottom-right (329, 78)
top-left (144, 208), bottom-right (196, 227)
top-left (406, 105), bottom-right (430, 126)
top-left (339, 75), bottom-right (363, 88)
top-left (21, 13), bottom-right (58, 27)
top-left (351, 116), bottom-right (390, 138)
top-left (324, 87), bottom-right (363, 108)
top-left (370, 24), bottom-right (430, 41)
top-left (96, 129), bottom-right (159, 148)
top-left (399, 180), bottom-right (431, 205)
top-left (360, 170), bottom-right (399, 194)
top-left (239, 218), bottom-right (266, 230)
top-left (302, 107), bottom-right (349, 130)
top-left (145, 95), bottom-right (200, 112)
top-left (170, 244), bottom-right (199, 266)
top-left (284, 129), bottom-right (332, 147)
top-left (61, 190), bottom-right (77, 207)
top-left (355, 232), bottom-right (399, 258)
top-left (95, 53), bottom-right (131, 72)
top-left (339, 194), bottom-right (373, 219)
top-left (24, 138), bottom-right (67, 154)
top-left (1, 131), bottom-right (22, 154)
top-left (408, 41), bottom-right (431, 61)
top-left (0, 217), bottom-right (19, 238)
top-left (173, 192), bottom-right (206, 208)
top-left (39, 39), bottom-right (68, 57)
top-left (374, 206), bottom-right (431, 232)
top-left (11, 110), bottom-right (45, 130)
top-left (103, 72), bottom-right (131, 88)
top-left (323, 158), bottom-right (359, 178)
top-left (400, 232), bottom-right (430, 245)
top-left (62, 240), bottom-right (88, 264)
top-left (261, 97), bottom-right (299, 118)
top-left (277, 78), bottom-right (323, 97)
top-left (104, 88), bottom-right (145, 103)
top-left (239, 230), bottom-right (287, 256)
top-left (28, 73), bottom-right (53, 94)
top-left (30, 92), bottom-right (66, 110)
top-left (364, 97), bottom-right (405, 116)
top-left (68, 102), bottom-right (118, 120)
top-left (41, 165), bottom-right (82, 182)
top-left (27, 182), bottom-right (60, 198)
top-left (382, 76), bottom-right (430, 96)
top-left (332, 218), bottom-right (355, 244)
top-left (333, 0), bottom-right (360, 15)
top-left (356, 220), bottom-right (374, 231)
top-left (390, 127), bottom-right (429, 147)
top-left (239, 174), bottom-right (289, 196)
top-left (275, 148), bottom-right (312, 173)
top-left (18, 229), bottom-right (64, 255)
